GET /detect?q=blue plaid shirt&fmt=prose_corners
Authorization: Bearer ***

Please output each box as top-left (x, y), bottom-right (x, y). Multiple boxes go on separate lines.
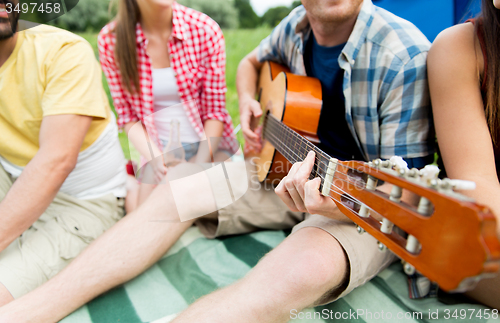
top-left (257, 0), bottom-right (435, 163)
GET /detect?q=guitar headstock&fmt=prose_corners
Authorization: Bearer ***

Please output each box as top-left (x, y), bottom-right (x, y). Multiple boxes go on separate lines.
top-left (321, 157), bottom-right (500, 292)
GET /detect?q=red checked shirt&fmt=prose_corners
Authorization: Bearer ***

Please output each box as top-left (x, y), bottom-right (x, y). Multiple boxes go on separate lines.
top-left (97, 2), bottom-right (238, 153)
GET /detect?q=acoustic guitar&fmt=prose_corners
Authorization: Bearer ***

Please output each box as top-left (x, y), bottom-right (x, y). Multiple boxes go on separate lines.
top-left (253, 61), bottom-right (500, 292)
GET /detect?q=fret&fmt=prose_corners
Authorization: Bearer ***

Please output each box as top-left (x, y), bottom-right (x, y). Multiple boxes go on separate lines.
top-left (263, 114), bottom-right (331, 183)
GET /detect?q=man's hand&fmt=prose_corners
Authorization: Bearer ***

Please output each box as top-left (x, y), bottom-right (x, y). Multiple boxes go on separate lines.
top-left (236, 48), bottom-right (264, 153)
top-left (275, 151), bottom-right (350, 221)
top-left (239, 95), bottom-right (263, 152)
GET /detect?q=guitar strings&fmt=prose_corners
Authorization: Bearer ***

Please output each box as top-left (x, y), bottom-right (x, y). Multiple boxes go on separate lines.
top-left (261, 115), bottom-right (418, 220)
top-left (264, 115), bottom-right (372, 178)
top-left (263, 127), bottom-right (372, 198)
top-left (264, 127), bottom-right (367, 189)
top-left (263, 119), bottom-right (370, 186)
top-left (262, 131), bottom-right (382, 218)
top-left (264, 115), bottom-right (333, 167)
top-left (262, 121), bottom-right (416, 218)
top-left (263, 129), bottom-right (377, 211)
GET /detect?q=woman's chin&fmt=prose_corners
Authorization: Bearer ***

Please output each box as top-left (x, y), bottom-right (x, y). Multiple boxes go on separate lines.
top-left (141, 0), bottom-right (175, 8)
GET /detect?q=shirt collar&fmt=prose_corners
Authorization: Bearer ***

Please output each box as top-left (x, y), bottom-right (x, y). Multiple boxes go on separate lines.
top-left (171, 2), bottom-right (186, 41)
top-left (136, 2), bottom-right (186, 45)
top-left (342, 0), bottom-right (374, 65)
top-left (294, 0), bottom-right (375, 65)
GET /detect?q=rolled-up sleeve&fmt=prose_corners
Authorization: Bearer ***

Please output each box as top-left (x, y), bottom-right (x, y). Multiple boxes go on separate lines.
top-left (199, 26), bottom-right (228, 124)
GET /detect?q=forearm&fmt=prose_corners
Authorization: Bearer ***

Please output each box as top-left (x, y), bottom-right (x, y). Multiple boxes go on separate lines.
top-left (458, 177), bottom-right (500, 237)
top-left (0, 153), bottom-right (73, 252)
top-left (236, 52), bottom-right (261, 105)
top-left (195, 119), bottom-right (224, 163)
top-left (124, 122), bottom-right (163, 159)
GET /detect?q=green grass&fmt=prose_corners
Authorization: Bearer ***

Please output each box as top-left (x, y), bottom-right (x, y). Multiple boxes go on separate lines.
top-left (77, 28), bottom-right (272, 159)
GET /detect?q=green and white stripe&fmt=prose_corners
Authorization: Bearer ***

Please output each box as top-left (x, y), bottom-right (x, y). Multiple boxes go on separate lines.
top-left (61, 227), bottom-right (499, 323)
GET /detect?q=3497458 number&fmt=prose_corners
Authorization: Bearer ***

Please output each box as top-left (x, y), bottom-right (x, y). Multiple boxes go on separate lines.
top-left (6, 2), bottom-right (61, 14)
top-left (444, 308), bottom-right (498, 320)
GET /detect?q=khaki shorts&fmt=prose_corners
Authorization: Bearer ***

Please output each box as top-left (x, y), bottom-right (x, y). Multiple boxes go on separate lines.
top-left (196, 160), bottom-right (396, 304)
top-left (0, 164), bottom-right (125, 299)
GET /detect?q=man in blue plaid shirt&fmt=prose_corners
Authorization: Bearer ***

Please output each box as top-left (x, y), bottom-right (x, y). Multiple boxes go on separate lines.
top-left (175, 0), bottom-right (435, 321)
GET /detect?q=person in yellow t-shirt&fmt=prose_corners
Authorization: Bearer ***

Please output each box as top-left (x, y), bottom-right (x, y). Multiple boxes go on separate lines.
top-left (0, 1), bottom-right (126, 305)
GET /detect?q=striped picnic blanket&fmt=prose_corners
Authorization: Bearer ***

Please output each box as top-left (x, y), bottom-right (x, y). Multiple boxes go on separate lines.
top-left (61, 227), bottom-right (499, 323)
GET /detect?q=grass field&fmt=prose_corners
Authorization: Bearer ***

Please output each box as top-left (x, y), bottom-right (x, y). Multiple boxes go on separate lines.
top-left (77, 28), bottom-right (272, 158)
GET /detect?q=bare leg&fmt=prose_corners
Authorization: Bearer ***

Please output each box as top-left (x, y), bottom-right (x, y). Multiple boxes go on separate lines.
top-left (173, 227), bottom-right (348, 323)
top-left (0, 283), bottom-right (13, 307)
top-left (137, 182), bottom-right (156, 208)
top-left (136, 163), bottom-right (159, 208)
top-left (0, 163), bottom-right (217, 322)
top-left (137, 151), bottom-right (230, 210)
top-left (465, 273), bottom-right (500, 310)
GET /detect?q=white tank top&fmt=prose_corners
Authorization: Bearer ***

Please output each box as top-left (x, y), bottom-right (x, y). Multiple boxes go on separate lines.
top-left (152, 67), bottom-right (199, 144)
top-left (0, 114), bottom-right (127, 199)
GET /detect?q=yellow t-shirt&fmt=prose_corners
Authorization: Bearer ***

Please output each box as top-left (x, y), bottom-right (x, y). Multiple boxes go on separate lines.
top-left (0, 24), bottom-right (111, 167)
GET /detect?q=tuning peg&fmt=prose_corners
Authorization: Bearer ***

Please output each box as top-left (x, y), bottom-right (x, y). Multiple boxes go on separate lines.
top-left (449, 179), bottom-right (476, 191)
top-left (378, 241), bottom-right (387, 252)
top-left (379, 160), bottom-right (391, 168)
top-left (356, 225), bottom-right (365, 234)
top-left (420, 165), bottom-right (440, 180)
top-left (407, 168), bottom-right (419, 178)
top-left (372, 159), bottom-right (382, 168)
top-left (390, 156), bottom-right (408, 171)
top-left (403, 262), bottom-right (416, 275)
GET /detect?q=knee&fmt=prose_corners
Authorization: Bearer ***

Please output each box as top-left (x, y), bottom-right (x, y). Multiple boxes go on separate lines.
top-left (290, 249), bottom-right (346, 293)
top-left (265, 228), bottom-right (348, 294)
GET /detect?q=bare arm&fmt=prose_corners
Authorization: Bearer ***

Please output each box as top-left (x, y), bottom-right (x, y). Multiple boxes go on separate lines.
top-left (0, 115), bottom-right (91, 253)
top-left (124, 121), bottom-right (166, 183)
top-left (124, 121), bottom-right (163, 160)
top-left (192, 119), bottom-right (224, 163)
top-left (428, 23), bottom-right (500, 236)
top-left (236, 48), bottom-right (264, 151)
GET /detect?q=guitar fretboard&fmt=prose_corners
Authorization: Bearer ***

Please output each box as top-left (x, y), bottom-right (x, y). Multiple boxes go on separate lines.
top-left (262, 113), bottom-right (330, 187)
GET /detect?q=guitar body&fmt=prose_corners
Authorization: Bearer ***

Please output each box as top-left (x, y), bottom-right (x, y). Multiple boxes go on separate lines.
top-left (255, 61), bottom-right (323, 183)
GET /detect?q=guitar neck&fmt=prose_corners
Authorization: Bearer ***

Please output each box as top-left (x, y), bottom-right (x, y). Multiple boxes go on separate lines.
top-left (263, 113), bottom-right (331, 186)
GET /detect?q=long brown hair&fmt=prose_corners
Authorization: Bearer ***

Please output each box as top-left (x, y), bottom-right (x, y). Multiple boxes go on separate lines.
top-left (478, 0), bottom-right (500, 144)
top-left (112, 0), bottom-right (141, 94)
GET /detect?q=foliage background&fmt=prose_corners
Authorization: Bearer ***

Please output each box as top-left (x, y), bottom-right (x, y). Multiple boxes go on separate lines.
top-left (49, 0), bottom-right (301, 31)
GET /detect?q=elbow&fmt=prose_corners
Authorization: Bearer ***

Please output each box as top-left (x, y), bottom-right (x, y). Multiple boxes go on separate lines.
top-left (47, 152), bottom-right (78, 175)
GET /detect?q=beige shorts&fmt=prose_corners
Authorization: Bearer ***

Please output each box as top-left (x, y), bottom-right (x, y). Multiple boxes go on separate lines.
top-left (0, 164), bottom-right (125, 299)
top-left (196, 160), bottom-right (396, 304)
